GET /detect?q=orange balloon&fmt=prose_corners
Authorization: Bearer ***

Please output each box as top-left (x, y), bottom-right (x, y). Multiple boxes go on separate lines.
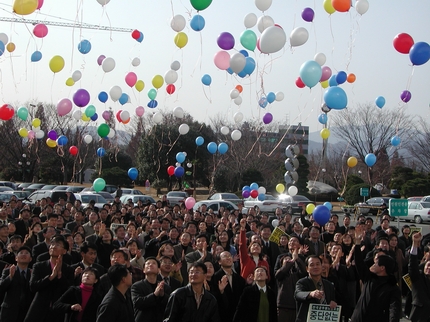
top-left (123, 118), bottom-right (130, 124)
top-left (235, 85), bottom-right (243, 93)
top-left (347, 73), bottom-right (356, 83)
top-left (332, 0), bottom-right (350, 12)
top-left (6, 42), bottom-right (15, 52)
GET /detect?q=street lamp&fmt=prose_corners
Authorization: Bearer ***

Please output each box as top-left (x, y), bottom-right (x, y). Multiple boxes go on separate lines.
top-left (18, 154), bottom-right (30, 182)
top-left (321, 168), bottom-right (326, 183)
top-left (358, 170), bottom-right (362, 177)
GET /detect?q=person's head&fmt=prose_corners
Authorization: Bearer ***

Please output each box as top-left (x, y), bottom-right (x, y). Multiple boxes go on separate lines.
top-left (326, 221), bottom-right (335, 233)
top-left (49, 235), bottom-right (68, 258)
top-left (180, 232), bottom-right (191, 246)
top-left (279, 234), bottom-right (289, 247)
top-left (377, 237), bottom-right (389, 251)
top-left (195, 234), bottom-right (208, 250)
top-left (143, 257), bottom-right (160, 276)
top-left (81, 267), bottom-right (99, 286)
top-left (306, 255), bottom-right (323, 278)
top-left (43, 226), bottom-right (57, 241)
top-left (309, 226), bottom-right (321, 240)
top-left (9, 235), bottom-right (23, 252)
top-left (388, 234), bottom-right (398, 249)
top-left (401, 225), bottom-right (411, 236)
top-left (253, 266), bottom-right (269, 283)
top-left (188, 262), bottom-right (207, 285)
top-left (107, 264), bottom-right (132, 288)
top-left (260, 224), bottom-right (272, 240)
top-left (330, 243), bottom-right (343, 258)
top-left (319, 254), bottom-right (332, 275)
top-left (80, 242), bottom-right (98, 265)
top-left (204, 260), bottom-right (214, 279)
top-left (20, 208), bottom-right (31, 220)
top-left (30, 222), bottom-right (43, 234)
top-left (381, 218), bottom-right (390, 229)
top-left (288, 235), bottom-right (301, 251)
top-left (370, 254), bottom-right (395, 276)
top-left (47, 214), bottom-right (58, 227)
top-left (110, 249), bottom-right (128, 265)
top-left (15, 246), bottom-right (32, 265)
top-left (248, 240), bottom-right (262, 256)
top-left (218, 251), bottom-right (233, 269)
top-left (333, 232), bottom-right (342, 243)
top-left (114, 226), bottom-right (126, 239)
top-left (424, 260), bottom-right (430, 276)
top-left (73, 232), bottom-right (85, 245)
top-left (185, 221), bottom-right (197, 235)
top-left (126, 239), bottom-right (139, 255)
top-left (159, 255), bottom-right (174, 274)
top-left (158, 242), bottom-right (174, 258)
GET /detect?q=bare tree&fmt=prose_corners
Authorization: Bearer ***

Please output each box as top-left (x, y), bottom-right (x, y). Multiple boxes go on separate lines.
top-left (408, 117), bottom-right (430, 172)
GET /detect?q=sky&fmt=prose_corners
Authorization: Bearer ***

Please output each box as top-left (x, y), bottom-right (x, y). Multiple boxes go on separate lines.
top-left (0, 0), bottom-right (429, 136)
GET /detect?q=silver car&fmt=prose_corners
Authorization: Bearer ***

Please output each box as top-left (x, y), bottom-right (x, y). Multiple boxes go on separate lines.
top-left (405, 201), bottom-right (430, 224)
top-left (166, 191), bottom-right (189, 205)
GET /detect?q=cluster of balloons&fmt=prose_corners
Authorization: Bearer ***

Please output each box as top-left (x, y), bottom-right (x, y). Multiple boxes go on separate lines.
top-left (207, 142), bottom-right (229, 154)
top-left (242, 182), bottom-right (266, 201)
top-left (13, 0), bottom-right (44, 15)
top-left (131, 29), bottom-right (144, 43)
top-left (230, 85), bottom-right (244, 106)
top-left (323, 0), bottom-right (369, 15)
top-left (284, 145), bottom-right (300, 186)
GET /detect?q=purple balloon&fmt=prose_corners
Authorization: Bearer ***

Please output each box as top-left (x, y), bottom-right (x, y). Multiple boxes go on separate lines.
top-left (102, 110), bottom-right (111, 121)
top-left (217, 32), bottom-right (235, 50)
top-left (320, 66), bottom-right (332, 81)
top-left (73, 89), bottom-right (90, 107)
top-left (400, 90), bottom-right (412, 103)
top-left (263, 112), bottom-right (273, 124)
top-left (301, 7), bottom-right (314, 22)
top-left (97, 55), bottom-right (106, 66)
top-left (48, 130), bottom-right (57, 140)
top-left (242, 190), bottom-right (250, 198)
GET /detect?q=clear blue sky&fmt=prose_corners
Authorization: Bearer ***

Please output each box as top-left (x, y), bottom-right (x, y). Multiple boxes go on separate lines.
top-left (0, 0), bottom-right (429, 134)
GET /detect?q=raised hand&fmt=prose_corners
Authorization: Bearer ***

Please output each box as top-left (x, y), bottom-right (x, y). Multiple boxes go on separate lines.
top-left (218, 275), bottom-right (229, 293)
top-left (154, 280), bottom-right (165, 297)
top-left (9, 264), bottom-right (16, 279)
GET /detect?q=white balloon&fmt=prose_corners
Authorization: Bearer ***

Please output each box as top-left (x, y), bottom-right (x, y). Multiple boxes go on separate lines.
top-left (231, 130), bottom-right (242, 141)
top-left (314, 53), bottom-right (326, 66)
top-left (109, 86), bottom-right (122, 102)
top-left (290, 27), bottom-right (309, 47)
top-left (183, 152), bottom-right (187, 156)
top-left (36, 130), bottom-right (44, 139)
top-left (32, 126), bottom-right (40, 131)
top-left (288, 185), bottom-right (298, 196)
top-left (255, 0), bottom-right (272, 11)
top-left (0, 33), bottom-right (9, 45)
top-left (175, 162), bottom-right (181, 167)
top-left (272, 219), bottom-right (279, 227)
top-left (107, 128), bottom-right (115, 138)
top-left (179, 123), bottom-right (189, 135)
top-left (233, 112), bottom-right (243, 123)
top-left (153, 112), bottom-right (162, 124)
top-left (84, 134), bottom-right (93, 144)
top-left (244, 13), bottom-right (257, 28)
top-left (258, 186), bottom-right (266, 194)
top-left (230, 89), bottom-right (240, 99)
top-left (187, 163), bottom-right (192, 168)
top-left (120, 110), bottom-right (130, 122)
top-left (355, 0), bottom-right (369, 15)
top-left (131, 57), bottom-right (140, 67)
top-left (102, 57), bottom-right (115, 73)
top-left (230, 53), bottom-right (246, 74)
top-left (164, 70), bottom-right (178, 84)
top-left (171, 60), bottom-right (181, 71)
top-left (72, 70), bottom-right (82, 82)
top-left (275, 91), bottom-right (284, 101)
top-left (97, 0), bottom-right (110, 5)
top-left (173, 106), bottom-right (184, 118)
top-left (257, 15), bottom-right (274, 33)
top-left (220, 126), bottom-right (230, 135)
top-left (234, 96), bottom-right (242, 105)
top-left (292, 145), bottom-right (300, 156)
top-left (260, 26), bottom-right (286, 54)
top-left (72, 110), bottom-right (82, 120)
top-left (171, 15), bottom-right (186, 32)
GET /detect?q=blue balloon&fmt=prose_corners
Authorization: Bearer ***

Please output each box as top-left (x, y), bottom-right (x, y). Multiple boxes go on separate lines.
top-left (242, 185), bottom-right (251, 192)
top-left (259, 97), bottom-right (268, 108)
top-left (239, 49), bottom-right (249, 57)
top-left (176, 152), bottom-right (186, 163)
top-left (128, 167), bottom-right (138, 180)
top-left (318, 113), bottom-right (328, 124)
top-left (323, 202), bottom-right (332, 211)
top-left (56, 135), bottom-right (68, 146)
top-left (365, 153), bottom-right (376, 167)
top-left (313, 205), bottom-right (331, 225)
top-left (218, 142), bottom-right (228, 154)
top-left (375, 96), bottom-right (385, 108)
top-left (226, 68), bottom-right (234, 75)
top-left (174, 166), bottom-right (185, 177)
top-left (237, 69), bottom-right (247, 78)
top-left (257, 193), bottom-right (265, 201)
top-left (409, 42), bottom-right (430, 66)
top-left (97, 147), bottom-right (106, 157)
top-left (98, 91), bottom-right (108, 103)
top-left (190, 14), bottom-right (205, 31)
top-left (328, 75), bottom-right (338, 87)
top-left (299, 60), bottom-right (322, 88)
top-left (31, 50), bottom-right (42, 62)
top-left (0, 41), bottom-right (4, 57)
top-left (266, 92), bottom-right (276, 104)
top-left (391, 136), bottom-right (401, 147)
top-left (78, 40), bottom-right (91, 54)
top-left (195, 136), bottom-right (204, 146)
top-left (250, 182), bottom-right (259, 190)
top-left (201, 74), bottom-right (212, 86)
top-left (119, 93), bottom-right (129, 105)
top-left (91, 113), bottom-right (98, 121)
top-left (147, 100), bottom-right (158, 108)
top-left (336, 71), bottom-right (347, 84)
top-left (207, 142), bottom-right (217, 154)
top-left (137, 32), bottom-right (144, 43)
top-left (324, 87), bottom-right (348, 110)
top-left (243, 57), bottom-right (256, 75)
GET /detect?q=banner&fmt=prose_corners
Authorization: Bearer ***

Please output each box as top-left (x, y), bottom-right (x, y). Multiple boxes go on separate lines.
top-left (307, 304), bottom-right (342, 322)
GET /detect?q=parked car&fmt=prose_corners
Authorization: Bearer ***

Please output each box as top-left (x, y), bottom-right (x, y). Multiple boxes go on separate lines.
top-left (40, 184), bottom-right (58, 190)
top-left (408, 196), bottom-right (424, 202)
top-left (0, 192), bottom-right (14, 203)
top-left (209, 193), bottom-right (242, 205)
top-left (0, 187), bottom-right (14, 192)
top-left (23, 183), bottom-right (49, 193)
top-left (355, 197), bottom-right (393, 215)
top-left (25, 190), bottom-right (76, 206)
top-left (278, 194), bottom-right (314, 214)
top-left (82, 184), bottom-right (118, 194)
top-left (75, 193), bottom-right (107, 209)
top-left (54, 185), bottom-right (86, 193)
top-left (166, 191), bottom-right (189, 205)
top-left (94, 191), bottom-right (115, 203)
top-left (4, 190), bottom-right (31, 200)
top-left (244, 194), bottom-right (288, 213)
top-left (16, 182), bottom-right (33, 190)
top-left (120, 194), bottom-right (156, 207)
top-left (113, 188), bottom-right (144, 197)
top-left (0, 181), bottom-right (17, 190)
top-left (193, 200), bottom-right (238, 214)
top-left (405, 201), bottom-right (430, 224)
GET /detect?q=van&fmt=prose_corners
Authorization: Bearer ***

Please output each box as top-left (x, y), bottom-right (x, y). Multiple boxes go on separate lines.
top-left (25, 190), bottom-right (76, 206)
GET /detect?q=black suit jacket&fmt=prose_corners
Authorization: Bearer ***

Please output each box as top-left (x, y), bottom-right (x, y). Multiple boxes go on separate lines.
top-left (36, 251), bottom-right (74, 265)
top-left (32, 242), bottom-right (49, 262)
top-left (409, 253), bottom-right (430, 322)
top-left (173, 243), bottom-right (194, 286)
top-left (157, 274), bottom-right (182, 292)
top-left (0, 267), bottom-right (34, 322)
top-left (233, 284), bottom-right (277, 322)
top-left (14, 219), bottom-right (32, 240)
top-left (70, 262), bottom-right (106, 286)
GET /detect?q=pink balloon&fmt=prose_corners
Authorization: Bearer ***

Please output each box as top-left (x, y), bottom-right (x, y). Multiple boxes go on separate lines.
top-left (213, 51), bottom-right (230, 70)
top-left (28, 130), bottom-right (35, 139)
top-left (102, 110), bottom-right (111, 120)
top-left (97, 55), bottom-right (106, 66)
top-left (57, 98), bottom-right (73, 116)
top-left (33, 24), bottom-right (48, 38)
top-left (135, 106), bottom-right (144, 117)
top-left (320, 66), bottom-right (332, 82)
top-left (125, 72), bottom-right (137, 87)
top-left (37, 0), bottom-right (44, 9)
top-left (184, 197), bottom-right (196, 210)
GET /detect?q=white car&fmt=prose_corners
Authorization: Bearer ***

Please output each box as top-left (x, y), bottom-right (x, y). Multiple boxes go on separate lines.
top-left (120, 194), bottom-right (156, 207)
top-left (166, 191), bottom-right (189, 205)
top-left (405, 201), bottom-right (430, 224)
top-left (75, 193), bottom-right (107, 209)
top-left (193, 200), bottom-right (238, 214)
top-left (244, 194), bottom-right (288, 213)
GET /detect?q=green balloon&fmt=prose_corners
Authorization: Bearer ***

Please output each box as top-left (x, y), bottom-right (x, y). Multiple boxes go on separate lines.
top-left (97, 123), bottom-right (110, 137)
top-left (147, 88), bottom-right (157, 100)
top-left (17, 107), bottom-right (28, 121)
top-left (190, 0), bottom-right (212, 11)
top-left (85, 105), bottom-right (96, 117)
top-left (93, 177), bottom-right (106, 192)
top-left (240, 30), bottom-right (257, 51)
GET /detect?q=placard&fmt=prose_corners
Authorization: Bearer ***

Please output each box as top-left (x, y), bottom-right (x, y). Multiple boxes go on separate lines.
top-left (307, 304), bottom-right (342, 322)
top-left (269, 226), bottom-right (288, 244)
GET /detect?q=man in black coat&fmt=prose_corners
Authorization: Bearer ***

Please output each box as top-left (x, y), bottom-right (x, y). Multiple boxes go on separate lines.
top-left (0, 234), bottom-right (23, 265)
top-left (157, 255), bottom-right (182, 292)
top-left (14, 208), bottom-right (33, 240)
top-left (185, 234), bottom-right (214, 271)
top-left (0, 246), bottom-right (34, 322)
top-left (70, 242), bottom-right (105, 286)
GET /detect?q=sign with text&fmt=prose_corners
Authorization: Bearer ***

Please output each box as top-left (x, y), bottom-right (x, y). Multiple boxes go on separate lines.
top-left (307, 304), bottom-right (342, 322)
top-left (389, 199), bottom-right (408, 217)
top-left (360, 188), bottom-right (369, 197)
top-left (269, 226), bottom-right (288, 244)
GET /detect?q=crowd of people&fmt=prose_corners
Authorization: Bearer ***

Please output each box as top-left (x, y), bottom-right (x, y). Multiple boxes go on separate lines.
top-left (0, 192), bottom-right (429, 322)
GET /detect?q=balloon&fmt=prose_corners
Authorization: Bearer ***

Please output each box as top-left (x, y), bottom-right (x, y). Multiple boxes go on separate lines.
top-left (255, 0), bottom-right (272, 11)
top-left (217, 32), bottom-right (235, 50)
top-left (267, 92), bottom-right (276, 103)
top-left (240, 30), bottom-right (257, 51)
top-left (83, 135), bottom-right (92, 144)
top-left (195, 136), bottom-right (205, 146)
top-left (231, 130), bottom-right (242, 141)
top-left (49, 55), bottom-right (65, 73)
top-left (275, 92), bottom-right (284, 102)
top-left (31, 51), bottom-right (42, 62)
top-left (90, 113), bottom-right (98, 121)
top-left (73, 89), bottom-right (90, 107)
top-left (147, 98), bottom-right (157, 108)
top-left (190, 14), bottom-right (205, 31)
top-left (97, 147), bottom-right (106, 158)
top-left (18, 128), bottom-right (28, 138)
top-left (179, 124), bottom-right (189, 135)
top-left (324, 202), bottom-right (333, 210)
top-left (355, 0), bottom-right (369, 14)
top-left (288, 185), bottom-right (298, 196)
top-left (72, 110), bottom-right (82, 121)
top-left (318, 113), bottom-right (328, 125)
top-left (135, 80), bottom-right (145, 92)
top-left (98, 91), bottom-right (108, 103)
top-left (230, 89), bottom-right (239, 99)
top-left (323, 0), bottom-right (335, 14)
top-left (72, 70), bottom-right (82, 82)
top-left (257, 15), bottom-right (274, 33)
top-left (201, 74), bottom-right (212, 86)
top-left (167, 166), bottom-right (175, 176)
top-left (290, 27), bottom-right (309, 47)
top-left (6, 43), bottom-right (14, 54)
top-left (230, 53), bottom-right (246, 74)
top-left (336, 71), bottom-right (347, 84)
top-left (242, 190), bottom-right (250, 198)
top-left (102, 110), bottom-right (111, 121)
top-left (0, 104), bottom-right (15, 121)
top-left (137, 32), bottom-right (144, 43)
top-left (65, 78), bottom-right (74, 86)
top-left (242, 185), bottom-right (251, 192)
top-left (234, 96), bottom-right (243, 105)
top-left (347, 73), bottom-right (356, 83)
top-left (207, 142), bottom-right (217, 154)
top-left (313, 205), bottom-right (330, 225)
top-left (244, 13), bottom-right (257, 28)
top-left (46, 138), bottom-right (56, 148)
top-left (276, 183), bottom-right (285, 193)
top-left (13, 0), bottom-right (38, 15)
top-left (119, 110), bottom-right (129, 122)
top-left (250, 189), bottom-right (258, 198)
top-left (93, 178), bottom-right (106, 192)
top-left (332, 0), bottom-right (350, 12)
top-left (131, 29), bottom-right (140, 40)
top-left (35, 130), bottom-right (44, 139)
top-left (190, 0), bottom-right (212, 11)
top-left (109, 86), bottom-right (122, 102)
top-left (152, 75), bottom-right (164, 89)
top-left (132, 57), bottom-right (140, 67)
top-left (393, 33), bottom-right (414, 54)
top-left (176, 152), bottom-right (185, 163)
top-left (33, 24), bottom-right (48, 38)
top-left (96, 0), bottom-right (110, 5)
top-left (400, 90), bottom-right (411, 103)
top-left (171, 107), bottom-right (183, 119)
top-left (262, 113), bottom-right (273, 124)
top-left (365, 153), bottom-right (376, 167)
top-left (97, 55), bottom-right (106, 66)
top-left (324, 87), bottom-right (348, 110)
top-left (391, 136), bottom-right (401, 147)
top-left (97, 124), bottom-right (110, 138)
top-left (78, 39), bottom-right (91, 54)
top-left (185, 197), bottom-right (196, 210)
top-left (171, 15), bottom-right (186, 32)
top-left (257, 193), bottom-right (265, 201)
top-left (166, 84), bottom-right (175, 94)
top-left (47, 130), bottom-right (57, 141)
top-left (125, 72), bottom-right (137, 87)
top-left (164, 70), bottom-right (178, 84)
top-left (243, 56), bottom-right (256, 75)
top-left (320, 128), bottom-right (330, 139)
top-left (347, 156), bottom-right (358, 168)
top-left (260, 26), bottom-right (286, 54)
top-left (249, 182), bottom-right (258, 190)
top-left (319, 66), bottom-right (332, 82)
top-left (153, 112), bottom-right (163, 124)
top-left (233, 112), bottom-right (243, 123)
top-left (219, 126), bottom-right (229, 135)
top-left (69, 146), bottom-right (78, 155)
top-left (302, 7), bottom-right (314, 22)
top-left (174, 32), bottom-right (188, 48)
top-left (375, 96), bottom-right (385, 108)
top-left (17, 107), bottom-right (28, 120)
top-left (56, 135), bottom-right (68, 146)
top-left (214, 51), bottom-right (230, 70)
top-left (409, 42), bottom-right (430, 66)
top-left (299, 60), bottom-right (322, 88)
top-left (128, 168), bottom-right (138, 180)
top-left (119, 93), bottom-right (129, 105)
top-left (295, 77), bottom-right (305, 88)
top-left (32, 118), bottom-right (41, 127)
top-left (174, 166), bottom-right (185, 177)
top-left (102, 57), bottom-right (115, 73)
top-left (218, 142), bottom-right (228, 154)
top-left (171, 60), bottom-right (180, 71)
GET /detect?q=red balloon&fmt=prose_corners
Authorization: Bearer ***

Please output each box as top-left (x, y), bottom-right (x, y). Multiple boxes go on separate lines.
top-left (332, 0), bottom-right (350, 12)
top-left (166, 84), bottom-right (175, 95)
top-left (69, 146), bottom-right (78, 155)
top-left (295, 77), bottom-right (305, 88)
top-left (167, 166), bottom-right (175, 176)
top-left (0, 104), bottom-right (14, 121)
top-left (116, 110), bottom-right (123, 123)
top-left (131, 29), bottom-right (140, 40)
top-left (393, 33), bottom-right (414, 54)
top-left (250, 189), bottom-right (258, 198)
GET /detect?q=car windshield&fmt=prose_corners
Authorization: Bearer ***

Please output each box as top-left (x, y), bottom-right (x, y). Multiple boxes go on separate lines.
top-left (81, 194), bottom-right (107, 203)
top-left (221, 193), bottom-right (239, 199)
top-left (292, 195), bottom-right (310, 201)
top-left (265, 195), bottom-right (276, 200)
top-left (421, 202), bottom-right (430, 208)
top-left (168, 192), bottom-right (185, 197)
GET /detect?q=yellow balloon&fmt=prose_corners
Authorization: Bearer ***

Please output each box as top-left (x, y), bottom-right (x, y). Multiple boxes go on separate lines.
top-left (306, 203), bottom-right (315, 215)
top-left (276, 183), bottom-right (285, 194)
top-left (66, 77), bottom-right (75, 86)
top-left (6, 42), bottom-right (16, 52)
top-left (49, 55), bottom-right (65, 73)
top-left (174, 32), bottom-right (188, 49)
top-left (320, 80), bottom-right (329, 88)
top-left (323, 0), bottom-right (336, 14)
top-left (320, 128), bottom-right (330, 139)
top-left (347, 156), bottom-right (358, 168)
top-left (135, 80), bottom-right (145, 92)
top-left (152, 75), bottom-right (164, 89)
top-left (46, 138), bottom-right (57, 148)
top-left (32, 118), bottom-right (41, 127)
top-left (18, 128), bottom-right (28, 137)
top-left (81, 114), bottom-right (90, 122)
top-left (13, 0), bottom-right (37, 15)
